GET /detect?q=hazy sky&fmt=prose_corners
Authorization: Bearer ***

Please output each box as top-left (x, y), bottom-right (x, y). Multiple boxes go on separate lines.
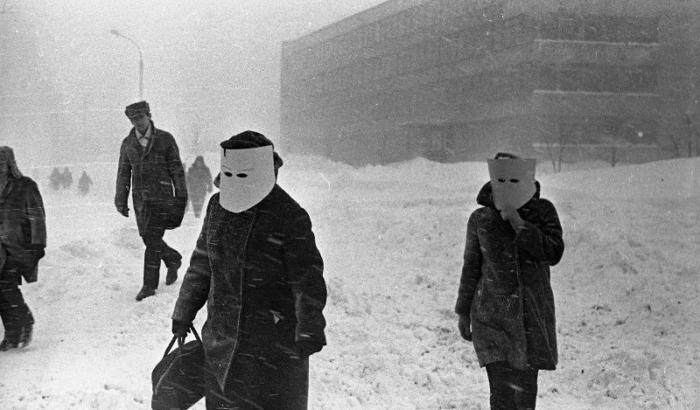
top-left (10, 0), bottom-right (387, 145)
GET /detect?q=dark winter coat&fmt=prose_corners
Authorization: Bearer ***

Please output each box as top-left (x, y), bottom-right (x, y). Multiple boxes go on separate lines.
top-left (185, 162), bottom-right (212, 203)
top-left (77, 172), bottom-right (93, 195)
top-left (0, 176), bottom-right (46, 283)
top-left (114, 123), bottom-right (187, 236)
top-left (172, 185), bottom-right (327, 391)
top-left (455, 182), bottom-right (564, 370)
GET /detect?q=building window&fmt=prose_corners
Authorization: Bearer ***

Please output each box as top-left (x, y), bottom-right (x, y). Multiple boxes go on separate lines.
top-left (538, 13), bottom-right (659, 43)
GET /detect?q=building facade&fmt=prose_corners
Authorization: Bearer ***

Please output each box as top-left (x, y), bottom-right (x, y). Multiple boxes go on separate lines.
top-left (281, 0), bottom-right (700, 165)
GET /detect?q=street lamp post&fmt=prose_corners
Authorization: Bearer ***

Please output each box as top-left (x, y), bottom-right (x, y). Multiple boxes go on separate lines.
top-left (110, 29), bottom-right (144, 100)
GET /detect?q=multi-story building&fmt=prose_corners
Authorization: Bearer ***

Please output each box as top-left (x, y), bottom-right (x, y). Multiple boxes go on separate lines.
top-left (281, 0), bottom-right (700, 165)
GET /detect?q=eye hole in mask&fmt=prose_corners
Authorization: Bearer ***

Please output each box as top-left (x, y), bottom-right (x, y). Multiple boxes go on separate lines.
top-left (224, 172), bottom-right (233, 177)
top-left (509, 178), bottom-right (520, 183)
top-left (497, 178), bottom-right (506, 183)
top-left (237, 173), bottom-right (248, 178)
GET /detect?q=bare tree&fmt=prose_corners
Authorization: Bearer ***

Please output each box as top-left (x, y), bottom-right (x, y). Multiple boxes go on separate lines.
top-left (536, 116), bottom-right (567, 173)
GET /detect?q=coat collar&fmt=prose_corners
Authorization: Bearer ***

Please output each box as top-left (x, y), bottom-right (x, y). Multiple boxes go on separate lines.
top-left (0, 176), bottom-right (19, 204)
top-left (128, 121), bottom-right (158, 157)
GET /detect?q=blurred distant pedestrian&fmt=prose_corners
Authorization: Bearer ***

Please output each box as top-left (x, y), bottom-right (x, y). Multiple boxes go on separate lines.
top-left (185, 155), bottom-right (213, 218)
top-left (49, 167), bottom-right (61, 191)
top-left (77, 170), bottom-right (93, 196)
top-left (0, 146), bottom-right (46, 351)
top-left (455, 152), bottom-right (564, 409)
top-left (61, 167), bottom-right (73, 189)
top-left (115, 100), bottom-right (188, 301)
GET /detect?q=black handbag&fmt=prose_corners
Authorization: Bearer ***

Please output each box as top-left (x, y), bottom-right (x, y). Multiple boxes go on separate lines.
top-left (151, 326), bottom-right (209, 410)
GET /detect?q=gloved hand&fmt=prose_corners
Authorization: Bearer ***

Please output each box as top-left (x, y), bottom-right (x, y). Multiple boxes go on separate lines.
top-left (499, 207), bottom-right (524, 232)
top-left (172, 319), bottom-right (191, 337)
top-left (116, 205), bottom-right (129, 218)
top-left (458, 314), bottom-right (472, 342)
top-left (295, 340), bottom-right (323, 358)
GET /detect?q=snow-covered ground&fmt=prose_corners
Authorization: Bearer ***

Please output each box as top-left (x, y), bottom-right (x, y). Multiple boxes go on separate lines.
top-left (0, 154), bottom-right (698, 409)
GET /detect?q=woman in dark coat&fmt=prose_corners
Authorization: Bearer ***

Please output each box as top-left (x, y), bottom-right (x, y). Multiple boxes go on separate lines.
top-left (185, 155), bottom-right (213, 218)
top-left (456, 155), bottom-right (564, 409)
top-left (0, 146), bottom-right (46, 350)
top-left (172, 131), bottom-right (327, 410)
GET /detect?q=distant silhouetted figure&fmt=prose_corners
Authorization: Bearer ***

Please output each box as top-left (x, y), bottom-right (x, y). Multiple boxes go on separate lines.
top-left (77, 171), bottom-right (93, 196)
top-left (60, 167), bottom-right (73, 190)
top-left (48, 168), bottom-right (62, 191)
top-left (186, 155), bottom-right (213, 218)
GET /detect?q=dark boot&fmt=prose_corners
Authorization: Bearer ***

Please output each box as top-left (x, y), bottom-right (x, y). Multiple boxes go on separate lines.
top-left (0, 302), bottom-right (32, 351)
top-left (18, 323), bottom-right (32, 348)
top-left (17, 307), bottom-right (34, 348)
top-left (135, 286), bottom-right (156, 301)
top-left (165, 269), bottom-right (178, 286)
top-left (0, 326), bottom-right (20, 351)
top-left (165, 258), bottom-right (181, 286)
top-left (162, 242), bottom-right (182, 286)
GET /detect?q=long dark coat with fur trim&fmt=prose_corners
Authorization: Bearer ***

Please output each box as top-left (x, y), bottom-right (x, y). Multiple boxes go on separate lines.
top-left (172, 185), bottom-right (327, 405)
top-left (456, 182), bottom-right (564, 370)
top-left (114, 123), bottom-right (187, 236)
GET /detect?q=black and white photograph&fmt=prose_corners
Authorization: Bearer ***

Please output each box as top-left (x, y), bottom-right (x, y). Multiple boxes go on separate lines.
top-left (1, 0), bottom-right (699, 408)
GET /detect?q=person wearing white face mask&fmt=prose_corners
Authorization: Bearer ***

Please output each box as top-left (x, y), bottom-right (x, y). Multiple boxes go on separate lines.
top-left (171, 131), bottom-right (327, 409)
top-left (455, 152), bottom-right (565, 409)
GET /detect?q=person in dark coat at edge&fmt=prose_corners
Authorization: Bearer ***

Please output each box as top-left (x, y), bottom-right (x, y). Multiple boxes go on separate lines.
top-left (115, 101), bottom-right (188, 301)
top-left (171, 131), bottom-right (327, 409)
top-left (186, 155), bottom-right (213, 218)
top-left (455, 152), bottom-right (564, 409)
top-left (0, 146), bottom-right (46, 350)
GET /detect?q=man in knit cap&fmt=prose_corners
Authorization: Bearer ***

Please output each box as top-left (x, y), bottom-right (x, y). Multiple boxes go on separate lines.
top-left (115, 101), bottom-right (188, 301)
top-left (171, 131), bottom-right (326, 409)
top-left (0, 146), bottom-right (46, 350)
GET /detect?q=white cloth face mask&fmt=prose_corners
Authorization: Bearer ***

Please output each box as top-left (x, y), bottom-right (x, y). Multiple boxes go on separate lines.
top-left (219, 146), bottom-right (275, 213)
top-left (487, 158), bottom-right (536, 210)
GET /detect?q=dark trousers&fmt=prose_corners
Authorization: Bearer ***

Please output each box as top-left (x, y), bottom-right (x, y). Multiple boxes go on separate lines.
top-left (485, 361), bottom-right (539, 410)
top-left (205, 353), bottom-right (309, 410)
top-left (0, 273), bottom-right (34, 341)
top-left (141, 230), bottom-right (181, 289)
